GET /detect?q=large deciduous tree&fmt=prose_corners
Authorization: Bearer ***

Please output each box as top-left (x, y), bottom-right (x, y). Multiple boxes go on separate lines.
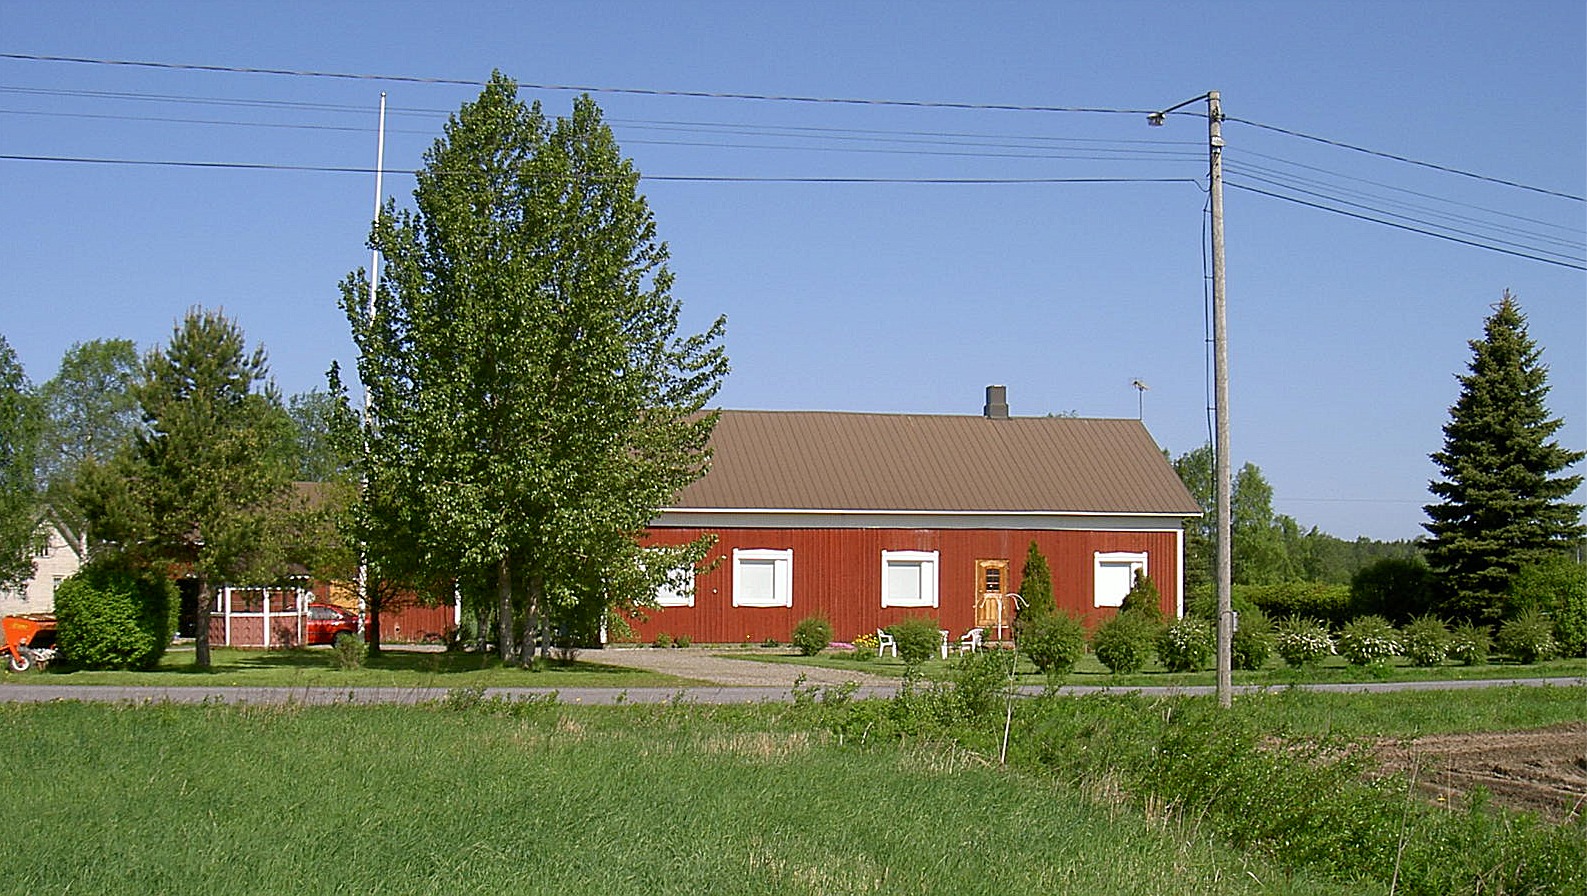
top-left (0, 335), bottom-right (43, 589)
top-left (85, 309), bottom-right (297, 668)
top-left (1423, 291), bottom-right (1584, 622)
top-left (39, 338), bottom-right (141, 556)
top-left (341, 74), bottom-right (727, 664)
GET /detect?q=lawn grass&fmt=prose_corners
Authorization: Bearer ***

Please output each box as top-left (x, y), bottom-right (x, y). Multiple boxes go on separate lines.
top-left (2, 646), bottom-right (697, 689)
top-left (0, 699), bottom-right (1363, 896)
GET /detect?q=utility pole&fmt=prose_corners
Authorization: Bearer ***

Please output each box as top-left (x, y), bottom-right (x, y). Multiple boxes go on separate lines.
top-left (1152, 91), bottom-right (1232, 708)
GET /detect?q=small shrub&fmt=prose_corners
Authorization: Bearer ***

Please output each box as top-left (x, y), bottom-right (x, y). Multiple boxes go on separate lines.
top-left (1274, 616), bottom-right (1333, 667)
top-left (1399, 615), bottom-right (1451, 667)
top-left (331, 632), bottom-right (367, 670)
top-left (1016, 611), bottom-right (1086, 679)
top-left (759, 637), bottom-right (779, 648)
top-left (1091, 612), bottom-right (1155, 675)
top-left (653, 632), bottom-right (674, 649)
top-left (948, 649), bottom-right (1011, 720)
top-left (1448, 621), bottom-right (1491, 666)
top-left (674, 635), bottom-right (692, 649)
top-left (790, 615), bottom-right (833, 656)
top-left (1495, 608), bottom-right (1556, 664)
top-left (886, 616), bottom-right (943, 674)
top-left (53, 562), bottom-right (177, 670)
top-left (1231, 607), bottom-right (1274, 670)
top-left (1156, 615), bottom-right (1213, 672)
top-left (1336, 615), bottom-right (1400, 666)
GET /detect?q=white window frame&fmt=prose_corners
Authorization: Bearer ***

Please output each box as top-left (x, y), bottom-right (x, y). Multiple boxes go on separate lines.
top-left (732, 548), bottom-right (793, 608)
top-left (654, 570), bottom-right (695, 608)
top-left (881, 550), bottom-right (940, 608)
top-left (1093, 551), bottom-right (1148, 608)
top-left (647, 549), bottom-right (696, 608)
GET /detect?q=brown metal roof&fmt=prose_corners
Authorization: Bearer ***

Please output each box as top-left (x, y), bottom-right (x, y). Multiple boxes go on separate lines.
top-left (671, 410), bottom-right (1203, 516)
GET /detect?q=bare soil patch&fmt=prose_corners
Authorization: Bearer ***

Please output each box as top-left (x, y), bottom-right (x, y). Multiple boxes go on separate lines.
top-left (1374, 722), bottom-right (1587, 823)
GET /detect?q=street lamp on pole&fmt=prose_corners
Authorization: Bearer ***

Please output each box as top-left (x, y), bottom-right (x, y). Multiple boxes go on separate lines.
top-left (1151, 91), bottom-right (1233, 708)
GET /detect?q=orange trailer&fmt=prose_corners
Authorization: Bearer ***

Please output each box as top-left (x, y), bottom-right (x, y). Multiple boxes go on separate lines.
top-left (2, 614), bottom-right (58, 672)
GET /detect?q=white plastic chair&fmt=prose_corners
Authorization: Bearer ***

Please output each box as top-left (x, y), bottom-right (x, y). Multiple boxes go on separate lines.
top-left (876, 628), bottom-right (898, 657)
top-left (958, 627), bottom-right (984, 655)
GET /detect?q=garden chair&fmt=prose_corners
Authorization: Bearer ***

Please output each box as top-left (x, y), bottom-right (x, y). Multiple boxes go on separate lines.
top-left (876, 628), bottom-right (897, 657)
top-left (957, 627), bottom-right (984, 655)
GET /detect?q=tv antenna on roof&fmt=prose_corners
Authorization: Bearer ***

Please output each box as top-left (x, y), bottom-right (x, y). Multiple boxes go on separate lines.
top-left (1131, 379), bottom-right (1149, 420)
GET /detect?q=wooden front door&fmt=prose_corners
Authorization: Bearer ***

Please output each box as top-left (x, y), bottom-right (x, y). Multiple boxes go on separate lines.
top-left (974, 560), bottom-right (1012, 639)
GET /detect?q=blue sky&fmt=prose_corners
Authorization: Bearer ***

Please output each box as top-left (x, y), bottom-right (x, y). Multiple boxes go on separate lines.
top-left (2, 1), bottom-right (1582, 542)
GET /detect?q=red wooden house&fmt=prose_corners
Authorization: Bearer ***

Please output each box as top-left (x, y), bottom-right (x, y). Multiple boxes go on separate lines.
top-left (634, 387), bottom-right (1203, 645)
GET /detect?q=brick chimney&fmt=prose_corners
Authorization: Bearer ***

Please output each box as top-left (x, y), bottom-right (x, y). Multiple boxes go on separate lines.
top-left (983, 385), bottom-right (1009, 419)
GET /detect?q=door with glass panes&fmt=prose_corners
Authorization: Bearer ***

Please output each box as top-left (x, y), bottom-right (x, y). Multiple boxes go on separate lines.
top-left (974, 559), bottom-right (1012, 639)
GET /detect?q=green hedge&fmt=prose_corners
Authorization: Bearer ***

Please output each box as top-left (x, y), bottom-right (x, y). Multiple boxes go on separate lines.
top-left (1237, 582), bottom-right (1352, 629)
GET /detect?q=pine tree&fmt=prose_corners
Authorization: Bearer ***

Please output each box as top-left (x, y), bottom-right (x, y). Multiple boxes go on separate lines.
top-left (1423, 292), bottom-right (1585, 623)
top-left (84, 309), bottom-right (297, 668)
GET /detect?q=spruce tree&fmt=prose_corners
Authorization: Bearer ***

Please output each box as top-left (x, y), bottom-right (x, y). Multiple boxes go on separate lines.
top-left (1016, 540), bottom-right (1054, 623)
top-left (1423, 292), bottom-right (1585, 623)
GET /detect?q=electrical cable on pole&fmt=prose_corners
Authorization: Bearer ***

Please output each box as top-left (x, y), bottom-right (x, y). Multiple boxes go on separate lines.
top-left (1151, 91), bottom-right (1232, 708)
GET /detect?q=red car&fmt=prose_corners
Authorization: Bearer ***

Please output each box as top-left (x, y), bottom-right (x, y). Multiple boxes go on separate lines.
top-left (306, 603), bottom-right (361, 645)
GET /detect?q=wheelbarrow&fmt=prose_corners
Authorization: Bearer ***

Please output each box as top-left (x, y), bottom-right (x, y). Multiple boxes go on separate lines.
top-left (2, 614), bottom-right (59, 672)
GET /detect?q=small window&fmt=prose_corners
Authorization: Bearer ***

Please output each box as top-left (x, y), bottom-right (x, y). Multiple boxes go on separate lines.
top-left (1094, 552), bottom-right (1148, 608)
top-left (732, 549), bottom-right (793, 608)
top-left (882, 550), bottom-right (939, 608)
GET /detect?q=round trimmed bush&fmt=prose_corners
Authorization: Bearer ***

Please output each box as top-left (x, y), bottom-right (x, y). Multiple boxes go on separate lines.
top-left (1091, 612), bottom-right (1155, 675)
top-left (790, 615), bottom-right (833, 656)
top-left (1017, 611), bottom-right (1086, 678)
top-left (886, 616), bottom-right (942, 667)
top-left (54, 562), bottom-right (177, 670)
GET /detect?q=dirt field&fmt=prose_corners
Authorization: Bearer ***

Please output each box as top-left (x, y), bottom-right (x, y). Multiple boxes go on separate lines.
top-left (1374, 722), bottom-right (1587, 823)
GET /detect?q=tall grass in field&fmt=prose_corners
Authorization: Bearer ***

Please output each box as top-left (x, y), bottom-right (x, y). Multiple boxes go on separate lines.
top-left (2, 699), bottom-right (1354, 896)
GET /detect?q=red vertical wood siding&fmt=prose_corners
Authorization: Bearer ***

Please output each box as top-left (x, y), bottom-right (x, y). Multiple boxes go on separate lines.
top-left (632, 527), bottom-right (1180, 644)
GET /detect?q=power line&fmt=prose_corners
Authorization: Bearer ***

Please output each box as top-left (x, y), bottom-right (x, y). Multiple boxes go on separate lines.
top-left (0, 153), bottom-right (1198, 185)
top-left (1228, 115), bottom-right (1585, 203)
top-left (1226, 180), bottom-right (1587, 271)
top-left (0, 52), bottom-right (1153, 115)
top-left (1232, 147), bottom-right (1581, 237)
top-left (1228, 166), bottom-right (1584, 260)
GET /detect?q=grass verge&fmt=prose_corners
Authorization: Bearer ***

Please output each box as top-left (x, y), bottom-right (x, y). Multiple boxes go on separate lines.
top-left (3, 698), bottom-right (1358, 896)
